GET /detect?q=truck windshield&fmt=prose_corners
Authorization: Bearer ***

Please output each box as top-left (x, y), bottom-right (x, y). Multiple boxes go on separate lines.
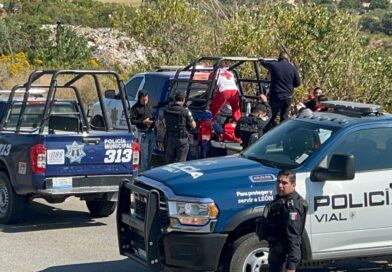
top-left (242, 120), bottom-right (339, 169)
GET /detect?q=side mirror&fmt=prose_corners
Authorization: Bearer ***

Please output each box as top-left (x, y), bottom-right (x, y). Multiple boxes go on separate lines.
top-left (104, 89), bottom-right (116, 99)
top-left (311, 154), bottom-right (355, 182)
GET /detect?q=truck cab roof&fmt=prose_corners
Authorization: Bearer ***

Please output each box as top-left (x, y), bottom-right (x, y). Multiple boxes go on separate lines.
top-left (294, 100), bottom-right (391, 128)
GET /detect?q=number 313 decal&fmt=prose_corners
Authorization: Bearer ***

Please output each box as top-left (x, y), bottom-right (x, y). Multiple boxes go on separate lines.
top-left (104, 149), bottom-right (132, 163)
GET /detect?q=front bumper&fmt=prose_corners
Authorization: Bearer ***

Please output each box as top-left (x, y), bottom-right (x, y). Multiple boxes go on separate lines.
top-left (162, 232), bottom-right (227, 272)
top-left (117, 180), bottom-right (227, 272)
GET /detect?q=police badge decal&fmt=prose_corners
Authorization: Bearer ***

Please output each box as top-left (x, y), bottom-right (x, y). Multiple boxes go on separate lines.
top-left (65, 141), bottom-right (86, 163)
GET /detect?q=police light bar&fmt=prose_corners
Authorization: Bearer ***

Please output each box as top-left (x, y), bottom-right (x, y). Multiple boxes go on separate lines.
top-left (321, 101), bottom-right (383, 115)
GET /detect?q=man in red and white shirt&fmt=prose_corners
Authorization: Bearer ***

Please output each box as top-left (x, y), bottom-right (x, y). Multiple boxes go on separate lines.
top-left (209, 69), bottom-right (241, 121)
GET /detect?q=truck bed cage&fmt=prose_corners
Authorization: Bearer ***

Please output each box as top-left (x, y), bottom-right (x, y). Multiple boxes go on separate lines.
top-left (0, 70), bottom-right (132, 134)
top-left (169, 56), bottom-right (272, 111)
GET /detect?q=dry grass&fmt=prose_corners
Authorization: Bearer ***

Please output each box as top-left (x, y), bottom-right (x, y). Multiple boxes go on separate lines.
top-left (97, 0), bottom-right (142, 5)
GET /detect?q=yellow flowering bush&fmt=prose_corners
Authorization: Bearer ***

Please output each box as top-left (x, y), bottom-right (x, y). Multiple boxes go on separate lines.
top-left (0, 52), bottom-right (31, 76)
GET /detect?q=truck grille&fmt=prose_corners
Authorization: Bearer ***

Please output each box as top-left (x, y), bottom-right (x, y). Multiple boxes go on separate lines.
top-left (133, 179), bottom-right (170, 228)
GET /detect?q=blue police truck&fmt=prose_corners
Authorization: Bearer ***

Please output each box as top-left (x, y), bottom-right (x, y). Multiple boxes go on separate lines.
top-left (117, 101), bottom-right (392, 271)
top-left (90, 57), bottom-right (272, 161)
top-left (0, 70), bottom-right (140, 224)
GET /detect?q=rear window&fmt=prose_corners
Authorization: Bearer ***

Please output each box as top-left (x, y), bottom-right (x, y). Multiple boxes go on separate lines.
top-left (5, 101), bottom-right (78, 128)
top-left (170, 74), bottom-right (210, 109)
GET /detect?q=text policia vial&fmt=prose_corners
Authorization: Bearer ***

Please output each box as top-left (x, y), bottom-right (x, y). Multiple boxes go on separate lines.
top-left (315, 189), bottom-right (391, 211)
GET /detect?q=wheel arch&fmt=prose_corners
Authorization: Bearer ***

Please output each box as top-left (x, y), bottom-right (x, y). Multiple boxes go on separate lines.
top-left (0, 158), bottom-right (13, 185)
top-left (218, 207), bottom-right (312, 267)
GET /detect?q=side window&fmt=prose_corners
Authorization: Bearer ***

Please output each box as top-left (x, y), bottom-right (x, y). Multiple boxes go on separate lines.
top-left (125, 77), bottom-right (143, 99)
top-left (141, 75), bottom-right (168, 108)
top-left (330, 127), bottom-right (392, 171)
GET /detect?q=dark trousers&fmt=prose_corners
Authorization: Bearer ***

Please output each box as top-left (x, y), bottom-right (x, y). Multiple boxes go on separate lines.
top-left (165, 135), bottom-right (189, 164)
top-left (268, 250), bottom-right (287, 272)
top-left (268, 99), bottom-right (292, 130)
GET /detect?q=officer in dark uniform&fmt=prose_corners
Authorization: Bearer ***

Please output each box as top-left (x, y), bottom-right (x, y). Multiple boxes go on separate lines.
top-left (257, 170), bottom-right (308, 272)
top-left (131, 90), bottom-right (155, 172)
top-left (234, 94), bottom-right (272, 148)
top-left (261, 52), bottom-right (301, 130)
top-left (164, 91), bottom-right (196, 163)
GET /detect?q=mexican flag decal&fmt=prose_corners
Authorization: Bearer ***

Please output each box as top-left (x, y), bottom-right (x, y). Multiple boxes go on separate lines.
top-left (289, 212), bottom-right (298, 221)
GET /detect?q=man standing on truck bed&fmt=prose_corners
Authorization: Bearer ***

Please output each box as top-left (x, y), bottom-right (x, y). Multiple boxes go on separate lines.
top-left (260, 170), bottom-right (307, 272)
top-left (164, 91), bottom-right (196, 163)
top-left (131, 90), bottom-right (155, 172)
top-left (209, 68), bottom-right (241, 122)
top-left (261, 52), bottom-right (301, 130)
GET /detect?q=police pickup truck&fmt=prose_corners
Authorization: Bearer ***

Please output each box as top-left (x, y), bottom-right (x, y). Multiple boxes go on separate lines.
top-left (0, 70), bottom-right (139, 224)
top-left (90, 56), bottom-right (270, 160)
top-left (117, 101), bottom-right (392, 271)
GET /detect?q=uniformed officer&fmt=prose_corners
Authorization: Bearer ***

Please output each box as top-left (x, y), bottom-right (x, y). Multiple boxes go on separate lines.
top-left (234, 94), bottom-right (272, 148)
top-left (164, 91), bottom-right (196, 163)
top-left (259, 170), bottom-right (307, 272)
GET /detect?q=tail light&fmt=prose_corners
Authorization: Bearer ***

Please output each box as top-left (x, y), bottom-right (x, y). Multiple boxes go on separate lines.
top-left (199, 120), bottom-right (212, 141)
top-left (30, 144), bottom-right (46, 174)
top-left (132, 140), bottom-right (140, 170)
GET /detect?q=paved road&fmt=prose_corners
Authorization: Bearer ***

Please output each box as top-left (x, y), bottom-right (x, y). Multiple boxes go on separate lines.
top-left (1, 197), bottom-right (392, 272)
top-left (0, 197), bottom-right (148, 272)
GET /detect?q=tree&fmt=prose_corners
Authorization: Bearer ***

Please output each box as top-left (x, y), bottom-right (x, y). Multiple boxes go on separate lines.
top-left (314, 0), bottom-right (334, 4)
top-left (369, 0), bottom-right (390, 10)
top-left (214, 3), bottom-right (391, 104)
top-left (121, 0), bottom-right (214, 66)
top-left (338, 0), bottom-right (362, 9)
top-left (381, 12), bottom-right (392, 34)
top-left (30, 25), bottom-right (92, 68)
top-left (0, 17), bottom-right (26, 56)
top-left (360, 14), bottom-right (382, 32)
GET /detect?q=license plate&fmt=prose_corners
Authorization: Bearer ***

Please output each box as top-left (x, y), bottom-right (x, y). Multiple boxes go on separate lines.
top-left (52, 177), bottom-right (73, 189)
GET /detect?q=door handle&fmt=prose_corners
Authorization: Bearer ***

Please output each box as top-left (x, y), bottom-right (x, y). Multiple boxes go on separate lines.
top-left (83, 138), bottom-right (100, 144)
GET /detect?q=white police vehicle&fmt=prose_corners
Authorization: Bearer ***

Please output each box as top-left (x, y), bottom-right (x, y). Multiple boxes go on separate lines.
top-left (117, 100), bottom-right (392, 271)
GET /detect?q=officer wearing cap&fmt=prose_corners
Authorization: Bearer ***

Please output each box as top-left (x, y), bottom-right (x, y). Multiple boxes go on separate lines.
top-left (258, 170), bottom-right (308, 272)
top-left (234, 94), bottom-right (272, 148)
top-left (164, 91), bottom-right (196, 163)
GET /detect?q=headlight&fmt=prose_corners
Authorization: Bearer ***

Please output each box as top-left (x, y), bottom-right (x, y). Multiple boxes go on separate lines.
top-left (168, 201), bottom-right (219, 226)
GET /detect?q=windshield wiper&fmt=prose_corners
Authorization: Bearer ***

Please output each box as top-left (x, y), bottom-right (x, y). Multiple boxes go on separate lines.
top-left (244, 155), bottom-right (278, 168)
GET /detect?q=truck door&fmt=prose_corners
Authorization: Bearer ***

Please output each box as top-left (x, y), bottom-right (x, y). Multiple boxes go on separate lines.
top-left (104, 76), bottom-right (144, 129)
top-left (308, 126), bottom-right (392, 258)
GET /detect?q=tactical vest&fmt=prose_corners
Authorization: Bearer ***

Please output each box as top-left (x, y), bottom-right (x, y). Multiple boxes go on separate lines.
top-left (256, 193), bottom-right (308, 243)
top-left (238, 116), bottom-right (260, 133)
top-left (164, 104), bottom-right (188, 138)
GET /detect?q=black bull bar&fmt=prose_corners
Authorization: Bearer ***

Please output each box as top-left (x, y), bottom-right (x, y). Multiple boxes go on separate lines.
top-left (116, 179), bottom-right (163, 271)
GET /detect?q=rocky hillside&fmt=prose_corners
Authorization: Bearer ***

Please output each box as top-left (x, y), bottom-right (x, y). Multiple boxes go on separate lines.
top-left (74, 26), bottom-right (147, 68)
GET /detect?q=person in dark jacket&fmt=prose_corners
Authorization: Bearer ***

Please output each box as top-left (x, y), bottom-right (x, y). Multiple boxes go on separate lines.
top-left (164, 91), bottom-right (196, 163)
top-left (131, 90), bottom-right (155, 172)
top-left (262, 170), bottom-right (308, 272)
top-left (234, 94), bottom-right (271, 148)
top-left (261, 52), bottom-right (301, 130)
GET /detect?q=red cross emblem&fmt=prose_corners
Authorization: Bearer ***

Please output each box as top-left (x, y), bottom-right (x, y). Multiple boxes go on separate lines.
top-left (220, 70), bottom-right (232, 80)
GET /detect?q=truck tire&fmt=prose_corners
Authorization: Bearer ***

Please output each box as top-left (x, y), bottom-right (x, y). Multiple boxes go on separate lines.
top-left (0, 172), bottom-right (25, 224)
top-left (85, 200), bottom-right (116, 217)
top-left (228, 233), bottom-right (269, 272)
